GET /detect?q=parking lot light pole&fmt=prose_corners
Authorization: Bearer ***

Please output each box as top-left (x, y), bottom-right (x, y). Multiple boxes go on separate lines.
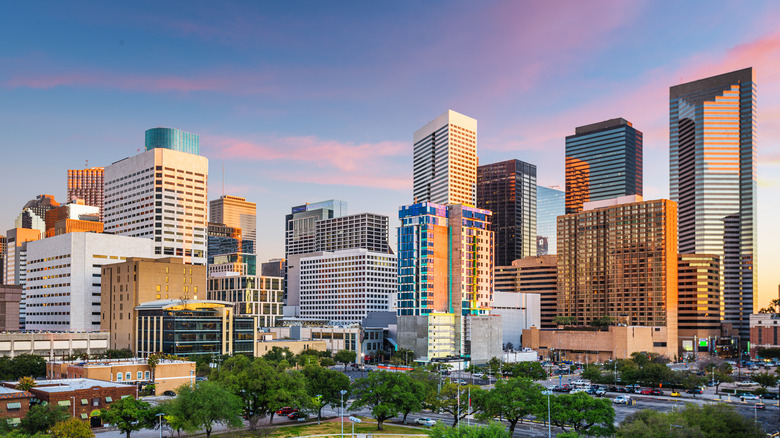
top-left (316, 395), bottom-right (322, 424)
top-left (340, 389), bottom-right (347, 438)
top-left (542, 390), bottom-right (552, 438)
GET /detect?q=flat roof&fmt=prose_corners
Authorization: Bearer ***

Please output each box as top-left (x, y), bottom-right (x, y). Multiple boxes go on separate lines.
top-left (17, 378), bottom-right (134, 393)
top-left (0, 386), bottom-right (32, 399)
top-left (50, 358), bottom-right (193, 367)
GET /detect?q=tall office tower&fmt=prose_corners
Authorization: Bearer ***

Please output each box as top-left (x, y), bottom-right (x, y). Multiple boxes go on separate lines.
top-left (536, 186), bottom-right (565, 255)
top-left (104, 148), bottom-right (208, 265)
top-left (315, 213), bottom-right (393, 254)
top-left (557, 196), bottom-right (678, 355)
top-left (396, 202), bottom-right (494, 360)
top-left (25, 233), bottom-right (154, 331)
top-left (477, 159), bottom-right (537, 265)
top-left (670, 68), bottom-right (757, 335)
top-left (207, 223), bottom-right (253, 261)
top-left (678, 254), bottom-right (722, 356)
top-left (565, 118), bottom-right (643, 214)
top-left (495, 255), bottom-right (558, 329)
top-left (413, 110), bottom-right (478, 206)
top-left (145, 127), bottom-right (200, 155)
top-left (285, 200), bottom-right (347, 257)
top-left (291, 248), bottom-right (397, 323)
top-left (101, 257), bottom-right (207, 351)
top-left (210, 195), bottom-right (257, 254)
top-left (0, 235), bottom-right (5, 284)
top-left (44, 200), bottom-right (102, 238)
top-left (15, 195), bottom-right (60, 233)
top-left (67, 167), bottom-right (105, 221)
top-left (4, 228), bottom-right (42, 329)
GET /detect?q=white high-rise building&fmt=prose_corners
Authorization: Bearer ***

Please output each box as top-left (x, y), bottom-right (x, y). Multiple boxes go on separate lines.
top-left (24, 233), bottom-right (154, 331)
top-left (413, 110), bottom-right (478, 206)
top-left (293, 248), bottom-right (397, 323)
top-left (104, 148), bottom-right (208, 265)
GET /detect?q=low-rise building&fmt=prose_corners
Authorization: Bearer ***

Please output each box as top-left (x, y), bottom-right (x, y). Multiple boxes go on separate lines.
top-left (46, 358), bottom-right (195, 396)
top-left (750, 313), bottom-right (780, 358)
top-left (2, 378), bottom-right (135, 426)
top-left (0, 332), bottom-right (110, 360)
top-left (255, 335), bottom-right (327, 357)
top-left (0, 386), bottom-right (33, 425)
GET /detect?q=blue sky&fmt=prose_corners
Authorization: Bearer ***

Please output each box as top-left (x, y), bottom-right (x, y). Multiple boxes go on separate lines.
top-left (2, 1), bottom-right (780, 306)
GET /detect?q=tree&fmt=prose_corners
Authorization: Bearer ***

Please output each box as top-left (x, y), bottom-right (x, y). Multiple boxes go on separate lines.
top-left (756, 347), bottom-right (780, 360)
top-left (553, 315), bottom-right (577, 327)
top-left (433, 382), bottom-right (484, 427)
top-left (589, 316), bottom-right (615, 327)
top-left (350, 370), bottom-right (408, 430)
top-left (0, 354), bottom-right (46, 381)
top-left (100, 397), bottom-right (156, 438)
top-left (543, 392), bottom-right (615, 437)
top-left (428, 422), bottom-right (511, 438)
top-left (509, 362), bottom-right (547, 380)
top-left (263, 346), bottom-right (295, 363)
top-left (49, 417), bottom-right (94, 438)
top-left (16, 376), bottom-right (37, 392)
top-left (487, 357), bottom-right (502, 375)
top-left (476, 377), bottom-right (544, 434)
top-left (334, 350), bottom-right (357, 371)
top-left (398, 375), bottom-right (427, 424)
top-left (758, 299), bottom-right (780, 314)
top-left (752, 371), bottom-right (778, 389)
top-left (302, 364), bottom-right (351, 420)
top-left (20, 403), bottom-right (69, 435)
top-left (618, 403), bottom-right (763, 438)
top-left (320, 357), bottom-right (336, 367)
top-left (702, 362), bottom-right (733, 394)
top-left (391, 348), bottom-right (415, 366)
top-left (174, 381), bottom-right (243, 438)
top-left (581, 365), bottom-right (603, 383)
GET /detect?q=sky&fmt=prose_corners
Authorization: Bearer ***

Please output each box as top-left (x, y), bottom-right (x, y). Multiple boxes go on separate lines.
top-left (2, 1), bottom-right (780, 307)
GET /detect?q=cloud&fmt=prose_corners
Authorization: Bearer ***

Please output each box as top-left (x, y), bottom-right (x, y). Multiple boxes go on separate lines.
top-left (202, 134), bottom-right (410, 191)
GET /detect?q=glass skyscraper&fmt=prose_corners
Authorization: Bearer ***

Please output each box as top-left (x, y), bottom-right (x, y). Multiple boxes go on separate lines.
top-left (670, 67), bottom-right (757, 335)
top-left (565, 118), bottom-right (643, 214)
top-left (536, 185), bottom-right (564, 255)
top-left (145, 127), bottom-right (200, 155)
top-left (477, 159), bottom-right (537, 266)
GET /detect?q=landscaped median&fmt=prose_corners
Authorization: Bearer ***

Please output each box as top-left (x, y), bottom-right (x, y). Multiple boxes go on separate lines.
top-left (211, 417), bottom-right (429, 438)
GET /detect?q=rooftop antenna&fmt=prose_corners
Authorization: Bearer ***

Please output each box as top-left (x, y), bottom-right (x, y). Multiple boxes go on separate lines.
top-left (85, 160), bottom-right (89, 168)
top-left (221, 142), bottom-right (225, 197)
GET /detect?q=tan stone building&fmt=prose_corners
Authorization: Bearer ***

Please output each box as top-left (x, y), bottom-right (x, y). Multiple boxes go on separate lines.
top-left (101, 257), bottom-right (207, 351)
top-left (47, 358), bottom-right (196, 396)
top-left (255, 334), bottom-right (327, 357)
top-left (495, 255), bottom-right (558, 328)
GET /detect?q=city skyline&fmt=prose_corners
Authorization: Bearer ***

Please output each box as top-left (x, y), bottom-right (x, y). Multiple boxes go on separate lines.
top-left (2, 1), bottom-right (780, 307)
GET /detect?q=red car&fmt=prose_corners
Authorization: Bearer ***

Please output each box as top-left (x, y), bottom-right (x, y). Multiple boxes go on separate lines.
top-left (640, 389), bottom-right (653, 395)
top-left (650, 389), bottom-right (663, 396)
top-left (276, 407), bottom-right (298, 416)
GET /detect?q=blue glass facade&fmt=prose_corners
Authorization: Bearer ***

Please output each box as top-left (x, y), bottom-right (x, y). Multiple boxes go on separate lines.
top-left (536, 186), bottom-right (564, 255)
top-left (145, 127), bottom-right (200, 155)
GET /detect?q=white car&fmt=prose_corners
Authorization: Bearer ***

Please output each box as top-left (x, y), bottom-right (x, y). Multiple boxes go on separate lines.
top-left (415, 418), bottom-right (437, 426)
top-left (473, 372), bottom-right (484, 378)
top-left (570, 388), bottom-right (588, 394)
top-left (613, 395), bottom-right (631, 404)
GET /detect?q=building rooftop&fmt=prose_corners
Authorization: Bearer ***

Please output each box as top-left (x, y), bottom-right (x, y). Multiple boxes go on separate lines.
top-left (15, 378), bottom-right (133, 393)
top-left (0, 386), bottom-right (33, 399)
top-left (135, 299), bottom-right (234, 311)
top-left (50, 358), bottom-right (193, 367)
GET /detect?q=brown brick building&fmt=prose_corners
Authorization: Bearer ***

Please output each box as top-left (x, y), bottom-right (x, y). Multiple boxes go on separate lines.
top-left (0, 386), bottom-right (33, 425)
top-left (0, 285), bottom-right (22, 331)
top-left (101, 257), bottom-right (207, 351)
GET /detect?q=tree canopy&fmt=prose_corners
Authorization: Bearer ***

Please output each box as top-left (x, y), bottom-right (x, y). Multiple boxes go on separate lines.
top-left (350, 370), bottom-right (410, 430)
top-left (544, 392), bottom-right (615, 437)
top-left (173, 380), bottom-right (244, 438)
top-left (100, 396), bottom-right (157, 438)
top-left (476, 377), bottom-right (545, 434)
top-left (618, 403), bottom-right (764, 438)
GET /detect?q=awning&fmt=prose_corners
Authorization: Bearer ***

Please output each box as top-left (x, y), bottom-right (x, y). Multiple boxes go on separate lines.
top-left (7, 418), bottom-right (21, 425)
top-left (81, 399), bottom-right (89, 405)
top-left (58, 400), bottom-right (71, 407)
top-left (6, 402), bottom-right (21, 409)
top-left (81, 413), bottom-right (89, 419)
top-left (120, 395), bottom-right (130, 399)
top-left (105, 397), bottom-right (113, 403)
top-left (386, 337), bottom-right (398, 348)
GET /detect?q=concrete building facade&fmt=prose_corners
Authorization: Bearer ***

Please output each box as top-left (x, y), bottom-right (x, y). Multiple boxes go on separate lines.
top-left (67, 167), bottom-right (105, 221)
top-left (0, 332), bottom-right (110, 359)
top-left (210, 195), bottom-right (257, 254)
top-left (678, 254), bottom-right (723, 357)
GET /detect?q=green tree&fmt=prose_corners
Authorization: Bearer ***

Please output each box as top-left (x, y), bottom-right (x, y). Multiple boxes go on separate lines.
top-left (320, 357), bottom-right (336, 367)
top-left (16, 376), bottom-right (37, 392)
top-left (20, 404), bottom-right (69, 435)
top-left (334, 350), bottom-right (357, 371)
top-left (618, 403), bottom-right (763, 438)
top-left (397, 375), bottom-right (427, 424)
top-left (476, 377), bottom-right (544, 434)
top-left (581, 365), bottom-right (603, 383)
top-left (427, 422), bottom-right (510, 438)
top-left (758, 299), bottom-right (780, 314)
top-left (302, 364), bottom-right (351, 420)
top-left (391, 348), bottom-right (415, 366)
top-left (49, 417), bottom-right (94, 438)
top-left (756, 347), bottom-right (780, 360)
top-left (174, 381), bottom-right (243, 438)
top-left (553, 316), bottom-right (577, 327)
top-left (350, 370), bottom-right (408, 430)
top-left (589, 316), bottom-right (615, 328)
top-left (752, 371), bottom-right (778, 389)
top-left (542, 392), bottom-right (615, 437)
top-left (487, 357), bottom-right (502, 375)
top-left (100, 397), bottom-right (155, 438)
top-left (263, 346), bottom-right (295, 363)
top-left (432, 382), bottom-right (484, 428)
top-left (702, 362), bottom-right (733, 394)
top-left (0, 354), bottom-right (46, 381)
top-left (509, 362), bottom-right (547, 380)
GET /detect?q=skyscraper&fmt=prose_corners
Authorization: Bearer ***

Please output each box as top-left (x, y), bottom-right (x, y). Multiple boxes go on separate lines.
top-left (670, 67), bottom-right (757, 335)
top-left (477, 159), bottom-right (537, 265)
top-left (210, 195), bottom-right (257, 254)
top-left (104, 147), bottom-right (208, 265)
top-left (536, 186), bottom-right (565, 255)
top-left (413, 110), bottom-right (478, 206)
top-left (145, 127), bottom-right (200, 155)
top-left (285, 200), bottom-right (347, 258)
top-left (565, 118), bottom-right (643, 214)
top-left (67, 167), bottom-right (105, 221)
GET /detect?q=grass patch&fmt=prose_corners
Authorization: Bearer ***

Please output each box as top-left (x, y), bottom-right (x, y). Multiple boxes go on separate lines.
top-left (214, 417), bottom-right (428, 438)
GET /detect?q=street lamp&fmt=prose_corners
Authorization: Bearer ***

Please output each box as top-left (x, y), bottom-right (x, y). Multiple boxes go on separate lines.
top-left (340, 389), bottom-right (347, 438)
top-left (542, 390), bottom-right (552, 438)
top-left (156, 412), bottom-right (164, 438)
top-left (70, 396), bottom-right (75, 418)
top-left (316, 394), bottom-right (322, 425)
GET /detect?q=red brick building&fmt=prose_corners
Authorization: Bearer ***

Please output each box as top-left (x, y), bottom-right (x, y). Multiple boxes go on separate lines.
top-left (0, 386), bottom-right (33, 427)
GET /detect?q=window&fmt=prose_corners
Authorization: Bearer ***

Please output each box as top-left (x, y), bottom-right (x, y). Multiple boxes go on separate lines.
top-left (137, 371), bottom-right (143, 380)
top-left (116, 373), bottom-right (122, 382)
top-left (145, 371), bottom-right (150, 380)
top-left (93, 398), bottom-right (100, 407)
top-left (126, 372), bottom-right (131, 381)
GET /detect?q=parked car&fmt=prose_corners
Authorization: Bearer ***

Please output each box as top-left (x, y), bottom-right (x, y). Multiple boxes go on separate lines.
top-left (414, 418), bottom-right (434, 425)
top-left (736, 381), bottom-right (758, 387)
top-left (288, 411), bottom-right (307, 420)
top-left (162, 390), bottom-right (176, 397)
top-left (473, 372), bottom-right (484, 378)
top-left (671, 391), bottom-right (682, 397)
top-left (277, 407), bottom-right (298, 416)
top-left (594, 388), bottom-right (607, 397)
top-left (686, 388), bottom-right (703, 394)
top-left (607, 386), bottom-right (619, 392)
top-left (763, 392), bottom-right (780, 400)
top-left (740, 394), bottom-right (761, 401)
top-left (755, 402), bottom-right (766, 410)
top-left (640, 388), bottom-right (653, 395)
top-left (421, 418), bottom-right (437, 426)
top-left (613, 395), bottom-right (632, 404)
top-left (570, 388), bottom-right (587, 394)
top-left (650, 389), bottom-right (664, 396)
